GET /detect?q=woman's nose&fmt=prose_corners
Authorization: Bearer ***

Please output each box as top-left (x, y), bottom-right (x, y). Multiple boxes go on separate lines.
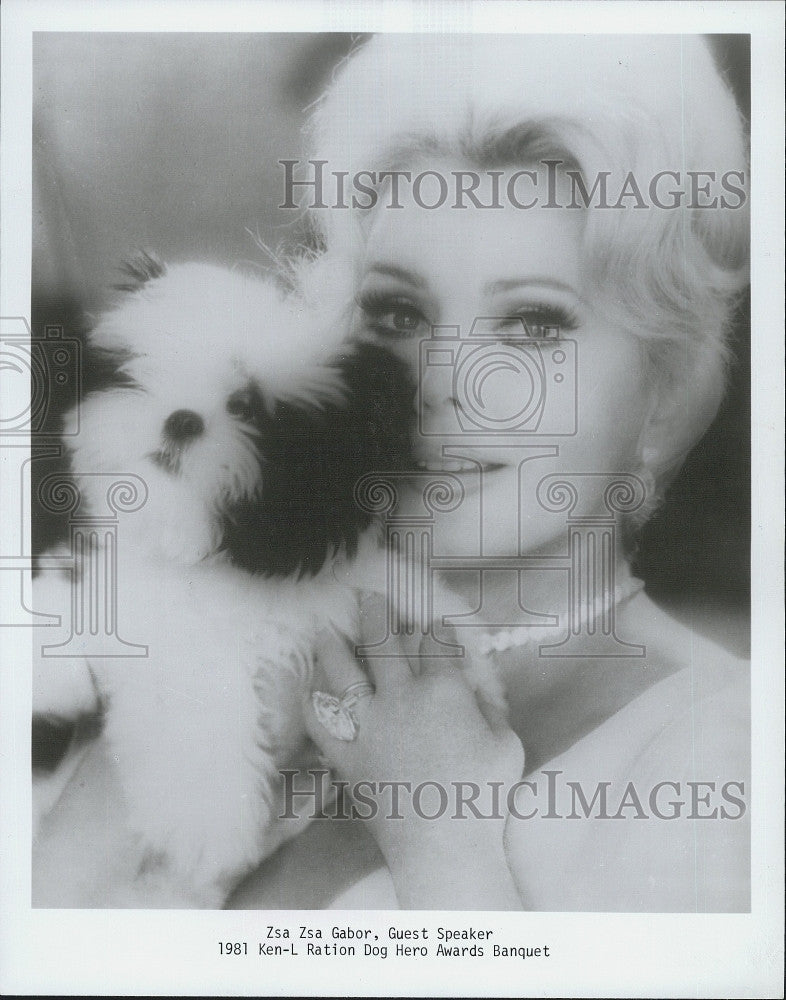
top-left (416, 361), bottom-right (461, 434)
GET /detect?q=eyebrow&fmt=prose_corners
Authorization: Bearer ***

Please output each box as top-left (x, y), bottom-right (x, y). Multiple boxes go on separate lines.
top-left (363, 264), bottom-right (427, 288)
top-left (486, 277), bottom-right (578, 296)
top-left (364, 264), bottom-right (578, 299)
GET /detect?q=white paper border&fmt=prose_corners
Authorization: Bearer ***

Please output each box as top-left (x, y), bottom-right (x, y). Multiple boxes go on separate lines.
top-left (1, 1), bottom-right (783, 996)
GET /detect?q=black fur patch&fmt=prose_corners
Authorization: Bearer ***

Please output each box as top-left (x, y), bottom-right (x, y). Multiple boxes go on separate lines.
top-left (220, 343), bottom-right (415, 577)
top-left (31, 712), bottom-right (102, 772)
top-left (113, 251), bottom-right (167, 293)
top-left (31, 715), bottom-right (75, 772)
top-left (81, 345), bottom-right (141, 396)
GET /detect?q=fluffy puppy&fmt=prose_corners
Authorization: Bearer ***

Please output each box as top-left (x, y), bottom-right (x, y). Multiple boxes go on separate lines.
top-left (32, 255), bottom-right (416, 906)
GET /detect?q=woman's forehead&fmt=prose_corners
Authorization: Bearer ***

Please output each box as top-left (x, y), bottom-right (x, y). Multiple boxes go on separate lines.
top-left (361, 193), bottom-right (584, 293)
top-left (359, 157), bottom-right (583, 282)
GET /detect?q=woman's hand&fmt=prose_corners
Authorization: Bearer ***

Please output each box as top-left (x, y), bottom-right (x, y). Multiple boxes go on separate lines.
top-left (304, 593), bottom-right (525, 909)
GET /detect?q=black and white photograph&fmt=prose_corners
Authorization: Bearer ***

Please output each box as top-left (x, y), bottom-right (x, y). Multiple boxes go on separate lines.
top-left (1, 1), bottom-right (783, 996)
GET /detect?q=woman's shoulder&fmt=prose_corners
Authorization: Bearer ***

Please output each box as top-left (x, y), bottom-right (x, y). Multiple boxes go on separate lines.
top-left (557, 593), bottom-right (749, 779)
top-left (507, 597), bottom-right (750, 911)
top-left (624, 591), bottom-right (748, 675)
top-left (614, 593), bottom-right (747, 741)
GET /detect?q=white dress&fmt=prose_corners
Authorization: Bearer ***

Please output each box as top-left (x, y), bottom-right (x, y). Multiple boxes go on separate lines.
top-left (327, 609), bottom-right (750, 912)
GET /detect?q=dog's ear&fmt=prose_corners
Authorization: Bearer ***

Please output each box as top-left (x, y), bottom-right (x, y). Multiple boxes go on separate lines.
top-left (113, 251), bottom-right (167, 293)
top-left (220, 343), bottom-right (415, 579)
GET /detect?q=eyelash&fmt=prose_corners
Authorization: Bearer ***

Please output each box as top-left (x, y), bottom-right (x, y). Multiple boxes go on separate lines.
top-left (357, 291), bottom-right (578, 341)
top-left (498, 303), bottom-right (578, 341)
top-left (357, 291), bottom-right (429, 338)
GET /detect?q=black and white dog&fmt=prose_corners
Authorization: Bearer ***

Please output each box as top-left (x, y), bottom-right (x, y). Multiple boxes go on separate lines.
top-left (32, 254), bottom-right (417, 906)
top-left (32, 253), bottom-right (503, 906)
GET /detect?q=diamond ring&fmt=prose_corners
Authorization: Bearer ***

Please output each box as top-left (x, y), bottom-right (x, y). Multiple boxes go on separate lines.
top-left (311, 681), bottom-right (375, 741)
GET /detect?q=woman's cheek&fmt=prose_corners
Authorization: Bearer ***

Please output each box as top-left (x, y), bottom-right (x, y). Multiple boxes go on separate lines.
top-left (570, 336), bottom-right (650, 469)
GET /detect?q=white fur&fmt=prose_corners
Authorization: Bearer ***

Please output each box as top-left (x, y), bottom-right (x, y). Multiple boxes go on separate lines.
top-left (77, 264), bottom-right (348, 566)
top-left (31, 266), bottom-right (361, 905)
top-left (33, 262), bottom-right (503, 907)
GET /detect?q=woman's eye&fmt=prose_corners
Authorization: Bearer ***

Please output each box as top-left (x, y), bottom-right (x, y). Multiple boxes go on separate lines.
top-left (507, 314), bottom-right (559, 340)
top-left (226, 391), bottom-right (255, 421)
top-left (498, 307), bottom-right (576, 343)
top-left (358, 293), bottom-right (428, 338)
top-left (387, 306), bottom-right (423, 332)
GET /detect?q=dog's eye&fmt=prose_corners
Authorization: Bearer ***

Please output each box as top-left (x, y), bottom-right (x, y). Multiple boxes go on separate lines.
top-left (226, 390), bottom-right (255, 422)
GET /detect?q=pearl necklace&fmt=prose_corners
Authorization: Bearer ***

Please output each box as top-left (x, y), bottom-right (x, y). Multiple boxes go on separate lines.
top-left (474, 570), bottom-right (646, 657)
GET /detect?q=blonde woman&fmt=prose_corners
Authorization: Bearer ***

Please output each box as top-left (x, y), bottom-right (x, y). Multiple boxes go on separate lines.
top-left (279, 33), bottom-right (750, 912)
top-left (32, 34), bottom-right (749, 912)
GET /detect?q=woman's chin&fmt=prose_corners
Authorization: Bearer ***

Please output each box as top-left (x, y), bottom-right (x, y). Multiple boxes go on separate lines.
top-left (393, 464), bottom-right (565, 560)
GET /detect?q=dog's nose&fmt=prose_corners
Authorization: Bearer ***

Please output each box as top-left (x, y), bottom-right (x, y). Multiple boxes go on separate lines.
top-left (164, 409), bottom-right (204, 442)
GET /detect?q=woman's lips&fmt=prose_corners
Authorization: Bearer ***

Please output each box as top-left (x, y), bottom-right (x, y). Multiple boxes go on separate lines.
top-left (413, 458), bottom-right (505, 474)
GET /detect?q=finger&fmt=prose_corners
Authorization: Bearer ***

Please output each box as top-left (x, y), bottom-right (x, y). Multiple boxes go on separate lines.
top-left (314, 630), bottom-right (367, 696)
top-left (413, 625), bottom-right (466, 679)
top-left (474, 686), bottom-right (510, 733)
top-left (448, 631), bottom-right (512, 733)
top-left (396, 626), bottom-right (427, 677)
top-left (304, 635), bottom-right (371, 762)
top-left (357, 591), bottom-right (417, 690)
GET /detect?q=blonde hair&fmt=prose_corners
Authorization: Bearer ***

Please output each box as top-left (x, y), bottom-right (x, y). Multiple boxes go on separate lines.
top-left (304, 34), bottom-right (749, 485)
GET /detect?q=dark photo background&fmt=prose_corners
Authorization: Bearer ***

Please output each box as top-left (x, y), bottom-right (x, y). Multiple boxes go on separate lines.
top-left (30, 33), bottom-right (751, 655)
